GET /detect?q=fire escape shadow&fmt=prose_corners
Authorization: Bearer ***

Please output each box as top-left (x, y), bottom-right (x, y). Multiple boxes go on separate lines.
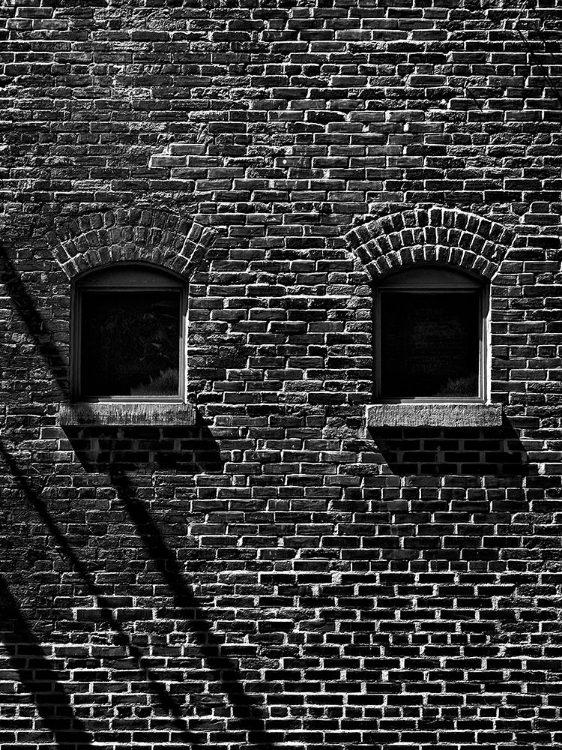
top-left (0, 441), bottom-right (203, 748)
top-left (0, 244), bottom-right (277, 747)
top-left (109, 470), bottom-right (278, 750)
top-left (0, 242), bottom-right (68, 393)
top-left (0, 575), bottom-right (94, 750)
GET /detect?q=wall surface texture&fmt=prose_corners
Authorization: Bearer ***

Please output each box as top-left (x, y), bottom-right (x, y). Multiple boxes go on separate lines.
top-left (2, 0), bottom-right (562, 748)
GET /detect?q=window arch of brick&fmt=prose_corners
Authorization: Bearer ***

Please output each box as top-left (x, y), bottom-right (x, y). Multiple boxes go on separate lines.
top-left (345, 207), bottom-right (513, 280)
top-left (48, 208), bottom-right (216, 280)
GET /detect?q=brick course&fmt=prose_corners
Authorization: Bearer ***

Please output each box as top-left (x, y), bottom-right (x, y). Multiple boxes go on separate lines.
top-left (2, 0), bottom-right (562, 748)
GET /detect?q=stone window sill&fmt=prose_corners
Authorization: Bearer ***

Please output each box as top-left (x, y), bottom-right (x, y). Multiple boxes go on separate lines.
top-left (366, 403), bottom-right (503, 428)
top-left (59, 402), bottom-right (197, 426)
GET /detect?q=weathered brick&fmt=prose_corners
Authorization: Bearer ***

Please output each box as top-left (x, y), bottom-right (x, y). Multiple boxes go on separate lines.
top-left (1, 0), bottom-right (561, 747)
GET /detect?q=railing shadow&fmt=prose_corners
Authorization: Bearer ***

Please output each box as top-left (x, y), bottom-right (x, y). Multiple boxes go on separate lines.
top-left (0, 441), bottom-right (202, 748)
top-left (0, 574), bottom-right (94, 750)
top-left (0, 242), bottom-right (68, 393)
top-left (0, 247), bottom-right (274, 747)
top-left (109, 469), bottom-right (278, 749)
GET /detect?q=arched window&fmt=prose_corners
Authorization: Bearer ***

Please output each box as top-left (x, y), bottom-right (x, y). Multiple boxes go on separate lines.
top-left (375, 266), bottom-right (488, 402)
top-left (72, 264), bottom-right (186, 401)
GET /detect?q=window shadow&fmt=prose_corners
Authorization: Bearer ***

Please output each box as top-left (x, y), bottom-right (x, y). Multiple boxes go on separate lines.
top-left (0, 574), bottom-right (94, 749)
top-left (368, 419), bottom-right (529, 475)
top-left (0, 441), bottom-right (203, 748)
top-left (63, 415), bottom-right (225, 474)
top-left (109, 470), bottom-right (278, 750)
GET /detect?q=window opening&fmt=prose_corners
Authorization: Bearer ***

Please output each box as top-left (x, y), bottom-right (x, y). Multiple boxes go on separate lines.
top-left (375, 266), bottom-right (487, 402)
top-left (73, 264), bottom-right (186, 401)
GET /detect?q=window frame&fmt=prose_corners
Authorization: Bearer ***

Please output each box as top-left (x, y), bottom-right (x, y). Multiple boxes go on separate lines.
top-left (71, 263), bottom-right (187, 404)
top-left (374, 265), bottom-right (489, 404)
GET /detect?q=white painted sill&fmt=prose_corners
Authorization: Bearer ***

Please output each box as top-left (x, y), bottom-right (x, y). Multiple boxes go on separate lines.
top-left (366, 403), bottom-right (503, 428)
top-left (59, 402), bottom-right (197, 426)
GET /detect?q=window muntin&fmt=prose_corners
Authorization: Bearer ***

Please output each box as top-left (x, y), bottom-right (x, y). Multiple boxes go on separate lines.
top-left (73, 264), bottom-right (186, 402)
top-left (375, 266), bottom-right (487, 403)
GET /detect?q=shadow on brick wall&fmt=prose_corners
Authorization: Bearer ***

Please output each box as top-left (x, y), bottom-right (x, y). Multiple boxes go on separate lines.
top-left (0, 575), bottom-right (94, 750)
top-left (0, 440), bottom-right (204, 748)
top-left (369, 420), bottom-right (529, 475)
top-left (63, 419), bottom-right (225, 474)
top-left (0, 242), bottom-right (68, 393)
top-left (109, 471), bottom-right (278, 749)
top-left (0, 244), bottom-right (276, 746)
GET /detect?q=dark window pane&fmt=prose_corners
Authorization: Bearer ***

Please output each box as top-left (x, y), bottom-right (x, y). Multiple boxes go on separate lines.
top-left (380, 292), bottom-right (480, 398)
top-left (80, 291), bottom-right (180, 397)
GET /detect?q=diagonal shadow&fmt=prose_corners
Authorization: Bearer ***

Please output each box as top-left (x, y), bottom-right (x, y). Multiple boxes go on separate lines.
top-left (0, 243), bottom-right (205, 743)
top-left (0, 243), bottom-right (67, 393)
top-left (109, 470), bottom-right (277, 750)
top-left (0, 441), bottom-right (202, 748)
top-left (0, 242), bottom-right (276, 747)
top-left (0, 573), bottom-right (94, 749)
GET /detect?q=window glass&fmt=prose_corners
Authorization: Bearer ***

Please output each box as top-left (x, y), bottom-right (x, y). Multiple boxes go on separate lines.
top-left (380, 291), bottom-right (480, 398)
top-left (73, 264), bottom-right (186, 401)
top-left (375, 266), bottom-right (486, 402)
top-left (80, 290), bottom-right (181, 397)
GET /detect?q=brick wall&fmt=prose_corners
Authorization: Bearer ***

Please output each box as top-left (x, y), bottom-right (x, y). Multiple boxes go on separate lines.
top-left (2, 0), bottom-right (562, 748)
